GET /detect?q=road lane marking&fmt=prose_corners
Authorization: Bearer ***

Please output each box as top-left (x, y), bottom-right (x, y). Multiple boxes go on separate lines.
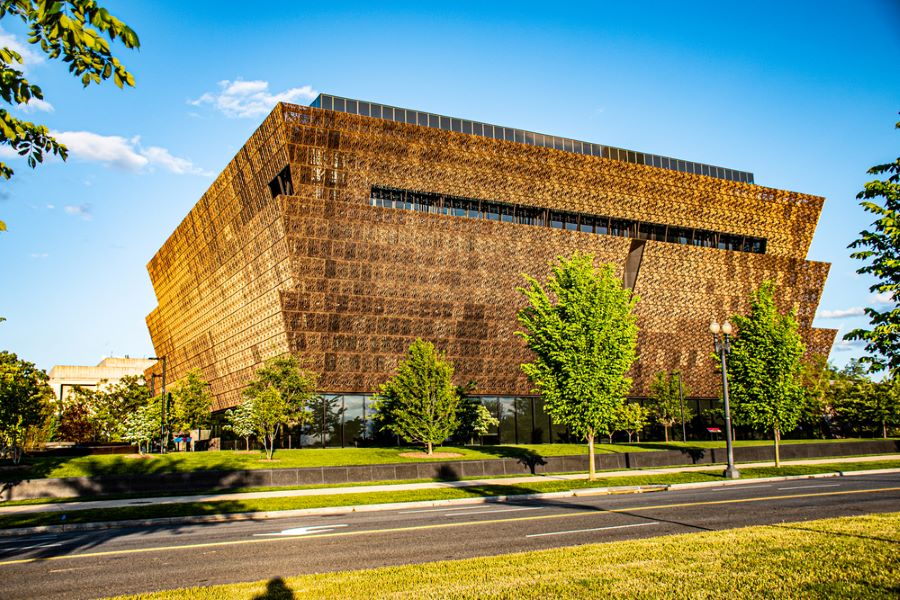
top-left (446, 507), bottom-right (542, 516)
top-left (776, 484), bottom-right (841, 491)
top-left (398, 506), bottom-right (488, 514)
top-left (1, 485), bottom-right (896, 567)
top-left (526, 522), bottom-right (658, 538)
top-left (711, 485), bottom-right (772, 491)
top-left (254, 524), bottom-right (348, 537)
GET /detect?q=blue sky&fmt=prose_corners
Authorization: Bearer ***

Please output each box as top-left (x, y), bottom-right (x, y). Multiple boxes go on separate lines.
top-left (0, 0), bottom-right (898, 372)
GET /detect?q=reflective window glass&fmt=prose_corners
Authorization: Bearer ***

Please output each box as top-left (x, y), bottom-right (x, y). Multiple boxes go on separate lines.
top-left (382, 106), bottom-right (393, 120)
top-left (358, 102), bottom-right (370, 117)
top-left (417, 112), bottom-right (428, 127)
top-left (440, 116), bottom-right (451, 130)
top-left (473, 122), bottom-right (483, 136)
top-left (594, 216), bottom-right (609, 235)
top-left (693, 230), bottom-right (716, 247)
top-left (334, 98), bottom-right (345, 112)
top-left (463, 120), bottom-right (473, 135)
top-left (550, 212), bottom-right (565, 229)
top-left (500, 205), bottom-right (515, 223)
top-left (565, 214), bottom-right (578, 231)
top-left (580, 216), bottom-right (594, 233)
top-left (483, 203), bottom-right (500, 221)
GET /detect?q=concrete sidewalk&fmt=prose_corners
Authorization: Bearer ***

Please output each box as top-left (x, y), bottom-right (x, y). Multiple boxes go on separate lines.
top-left (3, 453), bottom-right (898, 516)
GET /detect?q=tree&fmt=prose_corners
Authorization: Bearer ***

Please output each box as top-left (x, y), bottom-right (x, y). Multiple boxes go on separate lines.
top-left (453, 382), bottom-right (498, 444)
top-left (171, 369), bottom-right (211, 451)
top-left (0, 1), bottom-right (140, 231)
top-left (798, 354), bottom-right (836, 438)
top-left (223, 399), bottom-right (256, 451)
top-left (614, 401), bottom-right (650, 443)
top-left (727, 281), bottom-right (806, 467)
top-left (242, 354), bottom-right (317, 459)
top-left (56, 392), bottom-right (94, 442)
top-left (648, 371), bottom-right (692, 442)
top-left (516, 253), bottom-right (639, 480)
top-left (0, 350), bottom-right (52, 463)
top-left (372, 339), bottom-right (460, 455)
top-left (845, 117), bottom-right (900, 376)
top-left (93, 375), bottom-right (149, 440)
top-left (121, 396), bottom-right (161, 455)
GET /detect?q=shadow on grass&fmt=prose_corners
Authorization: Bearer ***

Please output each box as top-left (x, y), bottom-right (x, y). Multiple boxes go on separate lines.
top-left (773, 522), bottom-right (900, 545)
top-left (252, 577), bottom-right (296, 599)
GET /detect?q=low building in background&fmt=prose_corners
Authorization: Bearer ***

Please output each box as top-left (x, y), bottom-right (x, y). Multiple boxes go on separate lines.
top-left (48, 357), bottom-right (156, 403)
top-left (145, 94), bottom-right (835, 445)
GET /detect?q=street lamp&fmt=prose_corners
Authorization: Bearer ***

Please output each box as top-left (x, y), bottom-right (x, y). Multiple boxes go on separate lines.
top-left (710, 320), bottom-right (740, 479)
top-left (149, 356), bottom-right (167, 454)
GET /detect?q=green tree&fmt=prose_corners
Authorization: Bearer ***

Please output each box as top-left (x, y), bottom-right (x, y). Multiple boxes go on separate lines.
top-left (121, 395), bottom-right (160, 455)
top-left (0, 350), bottom-right (53, 463)
top-left (94, 375), bottom-right (149, 440)
top-left (373, 339), bottom-right (460, 455)
top-left (171, 369), bottom-right (211, 451)
top-left (798, 354), bottom-right (836, 438)
top-left (56, 392), bottom-right (94, 442)
top-left (727, 281), bottom-right (806, 467)
top-left (614, 401), bottom-right (650, 443)
top-left (242, 354), bottom-right (317, 459)
top-left (223, 399), bottom-right (256, 451)
top-left (648, 371), bottom-right (692, 442)
top-left (0, 1), bottom-right (140, 231)
top-left (516, 253), bottom-right (639, 480)
top-left (845, 117), bottom-right (900, 376)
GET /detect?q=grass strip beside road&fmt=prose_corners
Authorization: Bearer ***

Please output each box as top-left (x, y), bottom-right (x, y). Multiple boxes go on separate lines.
top-left (3, 459), bottom-right (899, 530)
top-left (109, 512), bottom-right (900, 599)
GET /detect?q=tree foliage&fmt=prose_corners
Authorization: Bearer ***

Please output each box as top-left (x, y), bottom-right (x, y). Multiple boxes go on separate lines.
top-left (845, 117), bottom-right (900, 376)
top-left (0, 1), bottom-right (139, 181)
top-left (121, 395), bottom-right (160, 455)
top-left (0, 350), bottom-right (52, 463)
top-left (727, 281), bottom-right (805, 466)
top-left (648, 371), bottom-right (692, 442)
top-left (241, 354), bottom-right (317, 459)
top-left (373, 339), bottom-right (460, 455)
top-left (171, 369), bottom-right (211, 450)
top-left (516, 253), bottom-right (638, 479)
top-left (223, 399), bottom-right (256, 451)
top-left (613, 401), bottom-right (650, 443)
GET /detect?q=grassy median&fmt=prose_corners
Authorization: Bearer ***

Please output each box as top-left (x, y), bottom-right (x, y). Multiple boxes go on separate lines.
top-left (108, 511), bottom-right (900, 599)
top-left (3, 459), bottom-right (898, 530)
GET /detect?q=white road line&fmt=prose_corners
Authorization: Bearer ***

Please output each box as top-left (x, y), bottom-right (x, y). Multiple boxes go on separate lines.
top-left (526, 522), bottom-right (659, 538)
top-left (448, 507), bottom-right (542, 516)
top-left (777, 484), bottom-right (841, 491)
top-left (14, 543), bottom-right (63, 550)
top-left (397, 506), bottom-right (488, 514)
top-left (253, 524), bottom-right (349, 537)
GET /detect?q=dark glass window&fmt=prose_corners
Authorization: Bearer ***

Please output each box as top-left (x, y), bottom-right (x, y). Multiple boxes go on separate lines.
top-left (463, 120), bottom-right (473, 135)
top-left (417, 112), bottom-right (428, 127)
top-left (483, 203), bottom-right (500, 221)
top-left (334, 97), bottom-right (346, 112)
top-left (449, 198), bottom-right (468, 218)
top-left (579, 216), bottom-right (594, 233)
top-left (381, 106), bottom-right (393, 120)
top-left (610, 219), bottom-right (634, 237)
top-left (473, 122), bottom-right (483, 136)
top-left (550, 212), bottom-right (565, 229)
top-left (719, 234), bottom-right (742, 251)
top-left (693, 230), bottom-right (716, 248)
top-left (517, 206), bottom-right (543, 226)
top-left (405, 110), bottom-right (416, 125)
top-left (358, 102), bottom-right (370, 117)
top-left (451, 118), bottom-right (462, 133)
top-left (440, 116), bottom-right (450, 130)
top-left (667, 227), bottom-right (691, 245)
top-left (500, 205), bottom-right (515, 223)
top-left (594, 216), bottom-right (609, 235)
top-left (638, 223), bottom-right (666, 241)
top-left (565, 213), bottom-right (578, 231)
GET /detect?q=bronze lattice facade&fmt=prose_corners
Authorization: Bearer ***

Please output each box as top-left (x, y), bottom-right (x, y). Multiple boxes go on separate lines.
top-left (146, 95), bottom-right (836, 412)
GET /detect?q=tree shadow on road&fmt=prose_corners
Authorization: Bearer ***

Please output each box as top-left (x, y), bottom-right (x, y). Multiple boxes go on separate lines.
top-left (252, 577), bottom-right (296, 599)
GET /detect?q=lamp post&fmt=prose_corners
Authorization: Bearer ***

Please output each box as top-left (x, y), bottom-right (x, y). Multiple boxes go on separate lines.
top-left (676, 371), bottom-right (686, 442)
top-left (709, 321), bottom-right (740, 479)
top-left (149, 356), bottom-right (167, 454)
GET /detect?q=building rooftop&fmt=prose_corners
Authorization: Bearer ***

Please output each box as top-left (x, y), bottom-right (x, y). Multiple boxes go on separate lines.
top-left (310, 93), bottom-right (754, 184)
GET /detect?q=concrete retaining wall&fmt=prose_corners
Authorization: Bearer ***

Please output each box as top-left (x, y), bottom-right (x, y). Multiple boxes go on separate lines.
top-left (2, 439), bottom-right (897, 501)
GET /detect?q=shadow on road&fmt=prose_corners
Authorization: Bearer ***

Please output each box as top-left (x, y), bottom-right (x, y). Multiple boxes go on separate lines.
top-left (252, 577), bottom-right (296, 599)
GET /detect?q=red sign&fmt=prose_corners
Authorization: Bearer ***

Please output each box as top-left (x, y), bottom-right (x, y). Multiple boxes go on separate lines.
top-left (706, 427), bottom-right (722, 433)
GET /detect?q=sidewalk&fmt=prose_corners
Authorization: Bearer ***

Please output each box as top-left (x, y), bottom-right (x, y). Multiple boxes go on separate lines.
top-left (4, 453), bottom-right (898, 516)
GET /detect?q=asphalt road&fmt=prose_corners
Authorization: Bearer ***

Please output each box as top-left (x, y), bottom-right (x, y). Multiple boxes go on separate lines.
top-left (2, 473), bottom-right (899, 599)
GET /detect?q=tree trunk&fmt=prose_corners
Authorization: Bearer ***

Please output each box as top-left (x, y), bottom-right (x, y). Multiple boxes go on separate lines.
top-left (774, 427), bottom-right (781, 468)
top-left (426, 441), bottom-right (433, 455)
top-left (883, 420), bottom-right (887, 439)
top-left (664, 426), bottom-right (669, 443)
top-left (587, 434), bottom-right (596, 481)
top-left (245, 437), bottom-right (250, 452)
top-left (637, 433), bottom-right (641, 442)
top-left (627, 432), bottom-right (633, 443)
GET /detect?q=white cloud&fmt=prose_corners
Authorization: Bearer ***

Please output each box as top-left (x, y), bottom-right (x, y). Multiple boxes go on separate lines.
top-left (28, 252), bottom-right (48, 259)
top-left (51, 131), bottom-right (211, 176)
top-left (64, 204), bottom-right (92, 220)
top-left (0, 145), bottom-right (19, 159)
top-left (871, 291), bottom-right (896, 306)
top-left (0, 25), bottom-right (43, 70)
top-left (816, 307), bottom-right (865, 319)
top-left (832, 338), bottom-right (865, 353)
top-left (189, 79), bottom-right (317, 118)
top-left (19, 97), bottom-right (54, 113)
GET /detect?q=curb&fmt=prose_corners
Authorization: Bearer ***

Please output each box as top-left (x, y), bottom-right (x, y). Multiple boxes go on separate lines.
top-left (3, 467), bottom-right (897, 538)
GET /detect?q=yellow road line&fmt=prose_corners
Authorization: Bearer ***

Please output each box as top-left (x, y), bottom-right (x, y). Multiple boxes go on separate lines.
top-left (1, 486), bottom-right (897, 567)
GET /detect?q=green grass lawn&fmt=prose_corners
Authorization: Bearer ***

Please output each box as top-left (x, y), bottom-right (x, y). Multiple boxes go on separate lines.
top-left (107, 511), bottom-right (900, 599)
top-left (4, 459), bottom-right (898, 530)
top-left (3, 438), bottom-right (893, 482)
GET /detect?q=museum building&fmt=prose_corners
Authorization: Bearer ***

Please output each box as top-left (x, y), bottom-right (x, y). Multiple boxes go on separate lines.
top-left (145, 94), bottom-right (836, 445)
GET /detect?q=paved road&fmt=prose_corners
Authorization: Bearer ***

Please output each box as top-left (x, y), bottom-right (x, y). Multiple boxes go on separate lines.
top-left (2, 473), bottom-right (898, 599)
